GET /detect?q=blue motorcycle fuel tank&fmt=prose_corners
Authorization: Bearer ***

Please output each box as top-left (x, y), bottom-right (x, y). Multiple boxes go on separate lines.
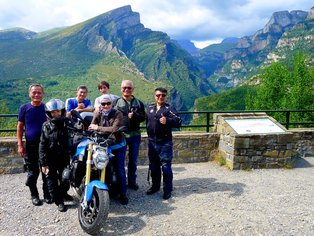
top-left (73, 138), bottom-right (90, 161)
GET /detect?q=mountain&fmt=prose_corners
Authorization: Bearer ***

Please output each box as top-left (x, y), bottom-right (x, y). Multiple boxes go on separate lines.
top-left (0, 5), bottom-right (313, 113)
top-left (174, 39), bottom-right (199, 55)
top-left (0, 5), bottom-right (214, 112)
top-left (193, 8), bottom-right (314, 113)
top-left (266, 8), bottom-right (314, 64)
top-left (194, 37), bottom-right (240, 78)
top-left (0, 28), bottom-right (37, 40)
top-left (202, 9), bottom-right (313, 91)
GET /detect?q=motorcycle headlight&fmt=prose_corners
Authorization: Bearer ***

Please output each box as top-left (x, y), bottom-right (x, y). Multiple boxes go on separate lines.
top-left (93, 146), bottom-right (109, 170)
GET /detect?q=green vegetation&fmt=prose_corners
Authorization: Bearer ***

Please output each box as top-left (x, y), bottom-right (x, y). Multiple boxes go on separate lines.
top-left (193, 52), bottom-right (313, 128)
top-left (201, 41), bottom-right (237, 54)
top-left (0, 102), bottom-right (16, 136)
top-left (190, 85), bottom-right (256, 129)
top-left (247, 53), bottom-right (314, 124)
top-left (0, 9), bottom-right (211, 112)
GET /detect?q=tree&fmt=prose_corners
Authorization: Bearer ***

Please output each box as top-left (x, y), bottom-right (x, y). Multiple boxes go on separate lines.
top-left (246, 53), bottom-right (314, 124)
top-left (0, 102), bottom-right (17, 136)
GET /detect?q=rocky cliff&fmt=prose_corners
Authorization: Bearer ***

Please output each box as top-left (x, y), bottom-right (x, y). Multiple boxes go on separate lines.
top-left (207, 9), bottom-right (312, 91)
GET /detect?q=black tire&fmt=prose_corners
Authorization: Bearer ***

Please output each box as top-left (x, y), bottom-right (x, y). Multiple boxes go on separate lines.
top-left (78, 188), bottom-right (110, 235)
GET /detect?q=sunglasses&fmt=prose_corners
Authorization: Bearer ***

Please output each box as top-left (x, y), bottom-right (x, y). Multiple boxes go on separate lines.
top-left (122, 86), bottom-right (133, 91)
top-left (101, 102), bottom-right (112, 106)
top-left (155, 94), bottom-right (167, 98)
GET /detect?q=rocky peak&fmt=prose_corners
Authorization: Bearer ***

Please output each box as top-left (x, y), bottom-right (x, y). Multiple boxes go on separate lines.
top-left (96, 5), bottom-right (141, 32)
top-left (264, 10), bottom-right (308, 33)
top-left (82, 5), bottom-right (142, 53)
top-left (307, 7), bottom-right (314, 19)
top-left (229, 10), bottom-right (308, 57)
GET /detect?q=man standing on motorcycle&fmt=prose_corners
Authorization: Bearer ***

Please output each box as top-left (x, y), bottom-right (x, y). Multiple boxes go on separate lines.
top-left (146, 87), bottom-right (182, 200)
top-left (89, 95), bottom-right (129, 205)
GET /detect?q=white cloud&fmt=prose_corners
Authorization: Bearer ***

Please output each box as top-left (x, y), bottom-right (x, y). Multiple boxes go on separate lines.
top-left (192, 39), bottom-right (223, 49)
top-left (0, 0), bottom-right (313, 45)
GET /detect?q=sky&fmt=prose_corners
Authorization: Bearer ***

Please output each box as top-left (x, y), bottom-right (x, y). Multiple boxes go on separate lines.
top-left (0, 0), bottom-right (313, 48)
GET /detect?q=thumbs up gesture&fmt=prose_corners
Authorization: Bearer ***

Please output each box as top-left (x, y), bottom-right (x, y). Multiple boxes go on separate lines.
top-left (159, 113), bottom-right (166, 125)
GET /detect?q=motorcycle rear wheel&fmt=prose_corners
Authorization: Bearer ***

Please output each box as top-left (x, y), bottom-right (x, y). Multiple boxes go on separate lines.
top-left (78, 188), bottom-right (110, 234)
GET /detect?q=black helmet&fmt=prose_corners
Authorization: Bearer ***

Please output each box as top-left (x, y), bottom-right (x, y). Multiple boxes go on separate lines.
top-left (45, 99), bottom-right (66, 119)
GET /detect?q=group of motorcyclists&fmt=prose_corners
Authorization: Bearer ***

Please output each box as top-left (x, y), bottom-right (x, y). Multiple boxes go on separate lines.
top-left (17, 79), bottom-right (182, 212)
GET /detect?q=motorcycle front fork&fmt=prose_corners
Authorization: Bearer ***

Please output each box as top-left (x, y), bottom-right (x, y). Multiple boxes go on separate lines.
top-left (82, 143), bottom-right (106, 210)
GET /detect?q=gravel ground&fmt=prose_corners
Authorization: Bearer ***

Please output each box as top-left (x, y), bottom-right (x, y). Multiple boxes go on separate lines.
top-left (1, 157), bottom-right (314, 236)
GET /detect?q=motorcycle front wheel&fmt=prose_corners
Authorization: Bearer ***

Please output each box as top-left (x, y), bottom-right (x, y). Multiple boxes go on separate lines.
top-left (78, 188), bottom-right (110, 235)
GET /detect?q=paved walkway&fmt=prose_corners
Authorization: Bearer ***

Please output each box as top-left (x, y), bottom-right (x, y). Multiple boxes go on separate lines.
top-left (1, 157), bottom-right (314, 235)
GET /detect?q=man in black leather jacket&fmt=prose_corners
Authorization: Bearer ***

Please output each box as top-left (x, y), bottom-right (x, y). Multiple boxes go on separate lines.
top-left (146, 87), bottom-right (181, 200)
top-left (39, 99), bottom-right (72, 212)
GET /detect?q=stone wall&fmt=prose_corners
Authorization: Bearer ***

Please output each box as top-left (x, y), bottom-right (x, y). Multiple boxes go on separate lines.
top-left (213, 112), bottom-right (314, 170)
top-left (0, 138), bottom-right (22, 174)
top-left (0, 132), bottom-right (220, 174)
top-left (0, 127), bottom-right (312, 174)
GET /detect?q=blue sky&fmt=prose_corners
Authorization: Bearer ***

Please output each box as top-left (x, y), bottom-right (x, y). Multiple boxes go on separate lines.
top-left (0, 0), bottom-right (313, 48)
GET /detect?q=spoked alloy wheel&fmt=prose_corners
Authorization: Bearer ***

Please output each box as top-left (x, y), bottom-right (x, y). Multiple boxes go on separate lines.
top-left (78, 188), bottom-right (110, 235)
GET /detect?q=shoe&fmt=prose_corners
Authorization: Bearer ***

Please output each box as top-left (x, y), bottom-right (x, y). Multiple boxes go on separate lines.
top-left (146, 187), bottom-right (160, 195)
top-left (57, 203), bottom-right (66, 212)
top-left (32, 197), bottom-right (42, 206)
top-left (44, 197), bottom-right (53, 204)
top-left (128, 183), bottom-right (139, 190)
top-left (163, 192), bottom-right (172, 200)
top-left (63, 193), bottom-right (73, 201)
top-left (119, 194), bottom-right (129, 205)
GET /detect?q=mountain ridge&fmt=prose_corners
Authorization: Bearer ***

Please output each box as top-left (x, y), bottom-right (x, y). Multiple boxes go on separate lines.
top-left (0, 5), bottom-right (313, 112)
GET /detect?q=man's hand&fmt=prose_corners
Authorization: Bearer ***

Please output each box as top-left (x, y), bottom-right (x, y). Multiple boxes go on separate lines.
top-left (159, 114), bottom-right (167, 125)
top-left (42, 166), bottom-right (49, 175)
top-left (18, 145), bottom-right (26, 157)
top-left (89, 124), bottom-right (98, 131)
top-left (128, 111), bottom-right (134, 119)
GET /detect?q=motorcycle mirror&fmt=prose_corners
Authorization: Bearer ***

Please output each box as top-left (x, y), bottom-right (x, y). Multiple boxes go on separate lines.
top-left (71, 109), bottom-right (81, 118)
top-left (71, 110), bottom-right (89, 128)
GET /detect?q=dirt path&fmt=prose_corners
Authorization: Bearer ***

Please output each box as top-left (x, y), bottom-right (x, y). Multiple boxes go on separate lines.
top-left (1, 157), bottom-right (314, 235)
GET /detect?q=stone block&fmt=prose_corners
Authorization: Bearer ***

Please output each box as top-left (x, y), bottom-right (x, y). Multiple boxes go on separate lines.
top-left (263, 150), bottom-right (279, 157)
top-left (234, 138), bottom-right (250, 148)
top-left (234, 155), bottom-right (249, 163)
top-left (219, 141), bottom-right (234, 155)
top-left (226, 159), bottom-right (235, 170)
top-left (249, 137), bottom-right (262, 146)
top-left (189, 139), bottom-right (199, 147)
top-left (177, 149), bottom-right (194, 159)
top-left (175, 139), bottom-right (189, 149)
top-left (277, 133), bottom-right (294, 143)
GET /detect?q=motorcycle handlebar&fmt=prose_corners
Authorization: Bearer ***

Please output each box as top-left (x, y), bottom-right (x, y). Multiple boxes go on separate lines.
top-left (68, 125), bottom-right (121, 146)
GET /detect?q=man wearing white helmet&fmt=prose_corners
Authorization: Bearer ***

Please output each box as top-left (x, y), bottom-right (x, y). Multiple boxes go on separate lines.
top-left (39, 98), bottom-right (72, 212)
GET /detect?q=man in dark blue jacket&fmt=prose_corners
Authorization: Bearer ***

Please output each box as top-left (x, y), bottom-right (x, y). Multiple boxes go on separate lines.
top-left (146, 87), bottom-right (181, 200)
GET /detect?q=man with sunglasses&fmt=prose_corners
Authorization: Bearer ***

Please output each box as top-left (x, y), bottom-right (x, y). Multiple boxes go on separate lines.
top-left (113, 80), bottom-right (145, 191)
top-left (146, 87), bottom-right (181, 200)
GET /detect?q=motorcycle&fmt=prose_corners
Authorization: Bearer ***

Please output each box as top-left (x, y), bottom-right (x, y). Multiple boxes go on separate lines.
top-left (63, 110), bottom-right (125, 235)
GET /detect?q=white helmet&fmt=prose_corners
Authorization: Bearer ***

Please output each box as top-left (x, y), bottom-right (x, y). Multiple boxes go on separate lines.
top-left (45, 99), bottom-right (66, 119)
